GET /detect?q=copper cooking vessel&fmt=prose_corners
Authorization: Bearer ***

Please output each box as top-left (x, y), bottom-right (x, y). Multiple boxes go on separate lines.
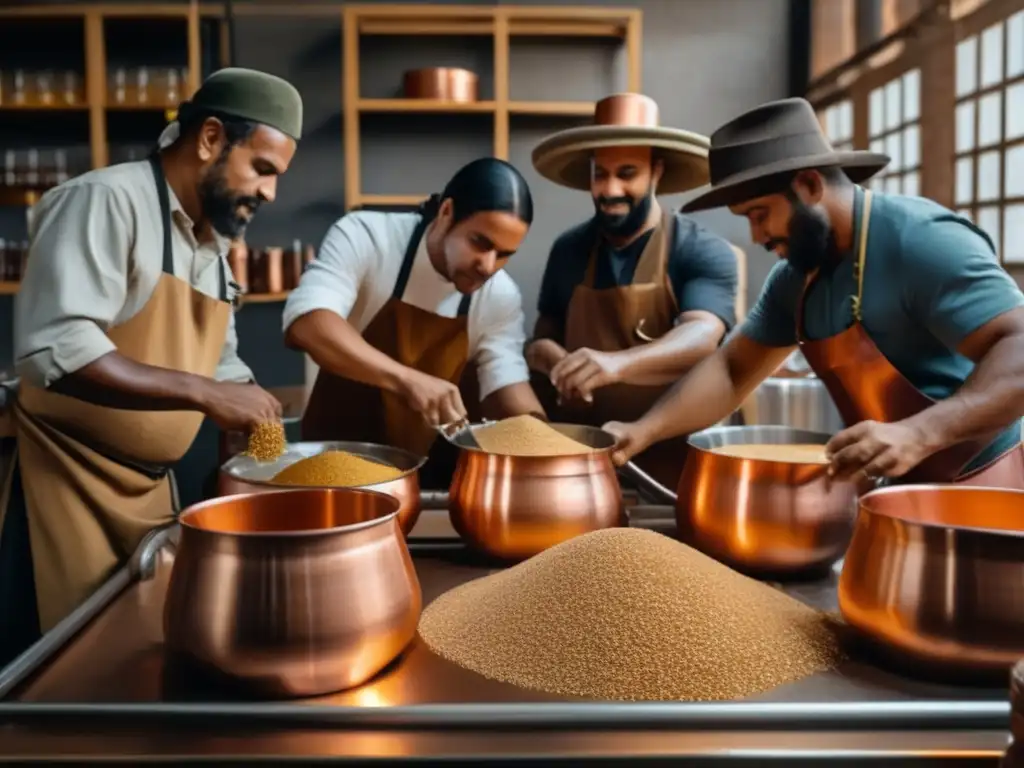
top-left (402, 67), bottom-right (478, 102)
top-left (621, 425), bottom-right (861, 577)
top-left (218, 441), bottom-right (428, 537)
top-left (447, 423), bottom-right (624, 561)
top-left (164, 487), bottom-right (421, 698)
top-left (839, 484), bottom-right (1024, 682)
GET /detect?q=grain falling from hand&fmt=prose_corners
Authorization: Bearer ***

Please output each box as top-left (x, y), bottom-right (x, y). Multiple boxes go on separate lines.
top-left (246, 422), bottom-right (286, 462)
top-left (419, 528), bottom-right (843, 701)
top-left (473, 415), bottom-right (594, 457)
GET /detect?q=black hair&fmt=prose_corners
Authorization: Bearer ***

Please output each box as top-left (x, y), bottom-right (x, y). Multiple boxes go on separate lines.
top-left (419, 157), bottom-right (533, 226)
top-left (177, 105), bottom-right (258, 148)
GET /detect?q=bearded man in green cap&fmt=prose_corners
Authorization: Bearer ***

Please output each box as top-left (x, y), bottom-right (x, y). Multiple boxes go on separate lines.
top-left (0, 68), bottom-right (303, 665)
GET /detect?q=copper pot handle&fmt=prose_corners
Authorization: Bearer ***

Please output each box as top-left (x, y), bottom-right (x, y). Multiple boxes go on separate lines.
top-left (618, 460), bottom-right (677, 505)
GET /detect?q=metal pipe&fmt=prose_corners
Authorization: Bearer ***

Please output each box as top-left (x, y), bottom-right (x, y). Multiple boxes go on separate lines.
top-left (420, 490), bottom-right (449, 509)
top-left (0, 700), bottom-right (1009, 731)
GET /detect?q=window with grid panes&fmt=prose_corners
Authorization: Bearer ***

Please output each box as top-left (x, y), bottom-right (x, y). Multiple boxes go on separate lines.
top-left (867, 68), bottom-right (922, 196)
top-left (819, 99), bottom-right (855, 151)
top-left (954, 9), bottom-right (1024, 263)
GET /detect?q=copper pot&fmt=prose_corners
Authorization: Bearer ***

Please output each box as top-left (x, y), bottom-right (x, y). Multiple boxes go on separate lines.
top-left (621, 425), bottom-right (860, 577)
top-left (402, 67), bottom-right (478, 102)
top-left (164, 487), bottom-right (421, 698)
top-left (839, 484), bottom-right (1024, 681)
top-left (447, 423), bottom-right (624, 560)
top-left (218, 441), bottom-right (428, 536)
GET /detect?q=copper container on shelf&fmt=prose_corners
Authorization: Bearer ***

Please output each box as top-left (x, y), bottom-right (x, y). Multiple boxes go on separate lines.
top-left (218, 441), bottom-right (428, 536)
top-left (402, 67), bottom-right (478, 102)
top-left (226, 241), bottom-right (249, 292)
top-left (447, 423), bottom-right (624, 561)
top-left (621, 425), bottom-right (861, 577)
top-left (264, 246), bottom-right (284, 294)
top-left (839, 484), bottom-right (1024, 682)
top-left (283, 239), bottom-right (304, 290)
top-left (164, 487), bottom-right (421, 698)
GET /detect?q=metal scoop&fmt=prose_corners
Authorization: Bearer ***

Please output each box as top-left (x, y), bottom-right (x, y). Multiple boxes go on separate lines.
top-left (436, 418), bottom-right (481, 449)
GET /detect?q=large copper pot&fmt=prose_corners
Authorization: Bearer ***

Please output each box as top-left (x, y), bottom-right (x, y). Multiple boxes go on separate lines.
top-left (621, 425), bottom-right (860, 577)
top-left (839, 484), bottom-right (1024, 681)
top-left (447, 423), bottom-right (624, 560)
top-left (218, 441), bottom-right (427, 536)
top-left (164, 487), bottom-right (421, 698)
top-left (402, 67), bottom-right (478, 102)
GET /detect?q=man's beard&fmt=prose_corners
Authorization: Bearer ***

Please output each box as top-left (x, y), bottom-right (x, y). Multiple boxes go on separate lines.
top-left (766, 200), bottom-right (833, 274)
top-left (198, 150), bottom-right (261, 240)
top-left (593, 186), bottom-right (654, 238)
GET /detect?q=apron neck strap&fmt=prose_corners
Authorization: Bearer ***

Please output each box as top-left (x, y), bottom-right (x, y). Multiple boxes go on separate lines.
top-left (584, 210), bottom-right (670, 288)
top-left (851, 189), bottom-right (873, 324)
top-left (392, 214), bottom-right (431, 301)
top-left (147, 152), bottom-right (231, 304)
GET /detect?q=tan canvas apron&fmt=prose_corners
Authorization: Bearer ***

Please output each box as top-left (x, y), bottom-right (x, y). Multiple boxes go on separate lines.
top-left (0, 153), bottom-right (233, 656)
top-left (797, 189), bottom-right (1024, 487)
top-left (300, 214), bottom-right (479, 489)
top-left (545, 211), bottom-right (689, 489)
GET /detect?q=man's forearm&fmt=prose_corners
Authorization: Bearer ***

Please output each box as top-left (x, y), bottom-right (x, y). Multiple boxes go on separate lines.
top-left (635, 335), bottom-right (793, 445)
top-left (285, 309), bottom-right (409, 394)
top-left (481, 381), bottom-right (547, 421)
top-left (618, 316), bottom-right (725, 386)
top-left (904, 331), bottom-right (1024, 450)
top-left (50, 352), bottom-right (214, 412)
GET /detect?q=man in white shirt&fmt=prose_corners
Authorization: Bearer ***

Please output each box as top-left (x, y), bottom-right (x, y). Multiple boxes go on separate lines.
top-left (284, 158), bottom-right (545, 486)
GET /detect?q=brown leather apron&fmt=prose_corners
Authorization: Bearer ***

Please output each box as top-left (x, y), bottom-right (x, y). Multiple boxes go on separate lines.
top-left (551, 211), bottom-right (690, 488)
top-left (0, 154), bottom-right (233, 662)
top-left (797, 189), bottom-right (1024, 487)
top-left (300, 214), bottom-right (479, 489)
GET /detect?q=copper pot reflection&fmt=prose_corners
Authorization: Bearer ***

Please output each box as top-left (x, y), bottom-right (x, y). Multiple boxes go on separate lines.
top-left (402, 67), bottom-right (478, 102)
top-left (218, 441), bottom-right (428, 537)
top-left (447, 423), bottom-right (624, 561)
top-left (621, 425), bottom-right (861, 577)
top-left (839, 484), bottom-right (1024, 681)
top-left (164, 488), bottom-right (422, 698)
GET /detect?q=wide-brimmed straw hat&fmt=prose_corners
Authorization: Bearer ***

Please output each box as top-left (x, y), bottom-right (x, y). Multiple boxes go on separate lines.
top-left (531, 93), bottom-right (711, 195)
top-left (682, 97), bottom-right (890, 213)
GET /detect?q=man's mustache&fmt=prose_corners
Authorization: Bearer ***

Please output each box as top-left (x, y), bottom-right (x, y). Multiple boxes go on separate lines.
top-left (597, 196), bottom-right (633, 208)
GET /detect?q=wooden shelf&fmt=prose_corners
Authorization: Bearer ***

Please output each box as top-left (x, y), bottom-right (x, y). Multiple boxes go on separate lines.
top-left (105, 102), bottom-right (179, 111)
top-left (509, 101), bottom-right (596, 116)
top-left (0, 187), bottom-right (53, 207)
top-left (357, 194), bottom-right (428, 208)
top-left (0, 103), bottom-right (88, 112)
top-left (358, 99), bottom-right (496, 114)
top-left (0, 282), bottom-right (20, 296)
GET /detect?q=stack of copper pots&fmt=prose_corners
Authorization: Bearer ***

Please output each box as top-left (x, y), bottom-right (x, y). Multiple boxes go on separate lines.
top-left (227, 239), bottom-right (315, 296)
top-left (164, 487), bottom-right (422, 698)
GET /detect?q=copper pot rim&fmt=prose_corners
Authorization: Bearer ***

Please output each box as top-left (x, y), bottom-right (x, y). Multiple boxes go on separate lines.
top-left (220, 440), bottom-right (429, 489)
top-left (686, 424), bottom-right (834, 471)
top-left (450, 421), bottom-right (617, 460)
top-left (179, 487), bottom-right (402, 539)
top-left (859, 482), bottom-right (1024, 537)
top-left (404, 66), bottom-right (478, 79)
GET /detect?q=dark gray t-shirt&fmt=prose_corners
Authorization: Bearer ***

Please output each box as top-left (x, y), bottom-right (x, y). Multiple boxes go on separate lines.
top-left (741, 186), bottom-right (1024, 471)
top-left (537, 212), bottom-right (739, 333)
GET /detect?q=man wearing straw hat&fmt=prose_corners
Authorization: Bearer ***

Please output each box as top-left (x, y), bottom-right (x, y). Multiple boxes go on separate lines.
top-left (526, 93), bottom-right (739, 486)
top-left (606, 97), bottom-right (1024, 488)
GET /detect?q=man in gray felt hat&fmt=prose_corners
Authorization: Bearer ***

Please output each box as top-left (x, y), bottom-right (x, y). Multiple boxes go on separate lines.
top-left (0, 68), bottom-right (303, 665)
top-left (606, 97), bottom-right (1024, 490)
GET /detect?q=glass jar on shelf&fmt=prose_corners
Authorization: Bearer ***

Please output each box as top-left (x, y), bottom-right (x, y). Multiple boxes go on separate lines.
top-left (110, 67), bottom-right (127, 105)
top-left (11, 69), bottom-right (28, 106)
top-left (136, 67), bottom-right (150, 105)
top-left (34, 71), bottom-right (55, 106)
top-left (61, 71), bottom-right (83, 106)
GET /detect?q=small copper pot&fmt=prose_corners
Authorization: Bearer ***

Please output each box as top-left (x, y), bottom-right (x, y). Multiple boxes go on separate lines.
top-left (839, 484), bottom-right (1024, 681)
top-left (218, 441), bottom-right (428, 536)
top-left (402, 67), bottom-right (478, 102)
top-left (164, 487), bottom-right (421, 698)
top-left (447, 423), bottom-right (624, 561)
top-left (621, 425), bottom-right (861, 577)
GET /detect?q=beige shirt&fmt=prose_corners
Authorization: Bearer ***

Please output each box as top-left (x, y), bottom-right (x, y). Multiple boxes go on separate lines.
top-left (14, 159), bottom-right (253, 388)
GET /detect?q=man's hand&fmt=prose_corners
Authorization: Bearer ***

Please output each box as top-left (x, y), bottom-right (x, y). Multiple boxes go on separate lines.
top-left (397, 369), bottom-right (467, 428)
top-left (602, 420), bottom-right (652, 467)
top-left (825, 419), bottom-right (939, 480)
top-left (525, 338), bottom-right (568, 377)
top-left (200, 381), bottom-right (283, 431)
top-left (551, 347), bottom-right (628, 404)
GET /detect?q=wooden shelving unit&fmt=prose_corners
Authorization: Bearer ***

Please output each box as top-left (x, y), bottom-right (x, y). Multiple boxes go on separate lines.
top-left (342, 4), bottom-right (642, 211)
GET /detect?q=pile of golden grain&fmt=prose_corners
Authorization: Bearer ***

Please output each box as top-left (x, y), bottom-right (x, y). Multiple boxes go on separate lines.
top-left (246, 422), bottom-right (286, 462)
top-left (419, 528), bottom-right (842, 701)
top-left (473, 415), bottom-right (593, 457)
top-left (272, 450), bottom-right (404, 487)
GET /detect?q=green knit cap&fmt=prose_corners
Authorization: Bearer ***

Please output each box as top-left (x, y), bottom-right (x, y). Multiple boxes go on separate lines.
top-left (179, 67), bottom-right (303, 140)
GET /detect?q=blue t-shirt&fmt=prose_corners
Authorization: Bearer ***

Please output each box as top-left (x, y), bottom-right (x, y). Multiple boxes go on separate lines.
top-left (741, 186), bottom-right (1024, 471)
top-left (537, 212), bottom-right (739, 334)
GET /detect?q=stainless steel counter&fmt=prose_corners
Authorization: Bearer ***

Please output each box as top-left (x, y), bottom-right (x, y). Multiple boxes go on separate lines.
top-left (0, 506), bottom-right (1013, 764)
